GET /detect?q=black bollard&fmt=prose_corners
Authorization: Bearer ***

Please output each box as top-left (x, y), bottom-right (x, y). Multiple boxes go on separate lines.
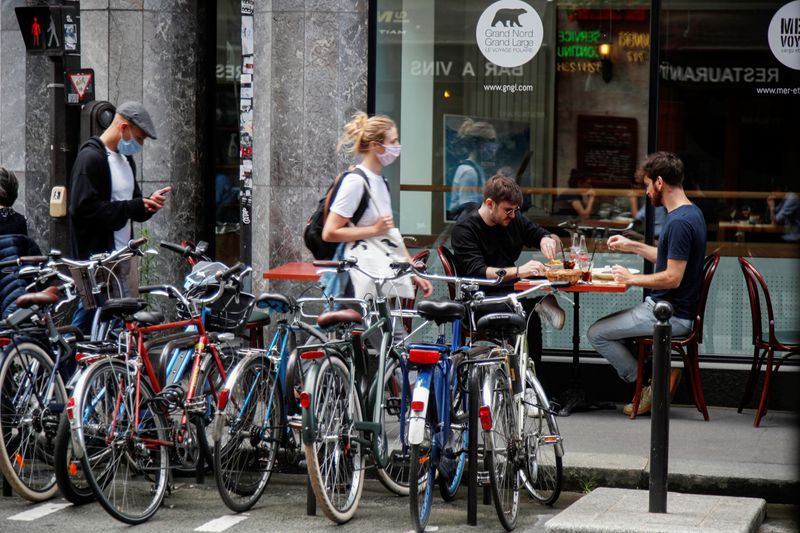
top-left (649, 301), bottom-right (673, 513)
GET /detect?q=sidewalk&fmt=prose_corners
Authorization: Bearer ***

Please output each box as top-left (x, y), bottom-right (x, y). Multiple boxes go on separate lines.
top-left (556, 404), bottom-right (799, 504)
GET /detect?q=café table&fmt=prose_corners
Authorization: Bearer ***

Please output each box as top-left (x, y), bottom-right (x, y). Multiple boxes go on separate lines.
top-left (262, 261), bottom-right (321, 282)
top-left (514, 277), bottom-right (629, 415)
top-left (717, 221), bottom-right (781, 241)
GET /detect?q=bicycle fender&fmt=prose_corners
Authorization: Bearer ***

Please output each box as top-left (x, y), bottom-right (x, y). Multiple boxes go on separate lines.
top-left (301, 361), bottom-right (322, 443)
top-left (409, 369), bottom-right (433, 445)
top-left (212, 350), bottom-right (269, 442)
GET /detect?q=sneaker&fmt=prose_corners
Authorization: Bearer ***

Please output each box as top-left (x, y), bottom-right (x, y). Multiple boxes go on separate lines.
top-left (535, 294), bottom-right (566, 330)
top-left (623, 384), bottom-right (652, 416)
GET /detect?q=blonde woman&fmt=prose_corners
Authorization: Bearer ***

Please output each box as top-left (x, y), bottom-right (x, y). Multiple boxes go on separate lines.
top-left (322, 112), bottom-right (432, 299)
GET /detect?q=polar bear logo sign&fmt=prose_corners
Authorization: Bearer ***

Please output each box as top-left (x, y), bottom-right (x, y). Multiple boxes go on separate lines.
top-left (491, 8), bottom-right (527, 27)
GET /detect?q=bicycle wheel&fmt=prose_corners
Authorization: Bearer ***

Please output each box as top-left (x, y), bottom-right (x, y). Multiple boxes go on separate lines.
top-left (522, 370), bottom-right (563, 506)
top-left (408, 401), bottom-right (434, 533)
top-left (439, 364), bottom-right (469, 502)
top-left (214, 355), bottom-right (280, 512)
top-left (182, 353), bottom-right (228, 474)
top-left (375, 359), bottom-right (413, 496)
top-left (0, 340), bottom-right (65, 501)
top-left (77, 360), bottom-right (169, 524)
top-left (304, 355), bottom-right (364, 524)
top-left (53, 411), bottom-right (94, 504)
top-left (483, 367), bottom-right (519, 531)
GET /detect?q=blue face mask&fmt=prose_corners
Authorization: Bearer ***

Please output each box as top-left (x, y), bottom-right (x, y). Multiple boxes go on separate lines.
top-left (118, 130), bottom-right (142, 156)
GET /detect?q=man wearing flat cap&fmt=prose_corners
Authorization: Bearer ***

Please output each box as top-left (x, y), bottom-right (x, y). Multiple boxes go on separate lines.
top-left (69, 101), bottom-right (171, 333)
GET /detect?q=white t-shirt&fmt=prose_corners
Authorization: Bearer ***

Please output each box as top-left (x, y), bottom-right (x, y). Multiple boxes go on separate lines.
top-left (329, 164), bottom-right (392, 226)
top-left (106, 148), bottom-right (135, 251)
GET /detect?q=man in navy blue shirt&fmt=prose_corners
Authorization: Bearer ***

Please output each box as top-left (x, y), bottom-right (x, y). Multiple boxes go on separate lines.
top-left (587, 152), bottom-right (707, 416)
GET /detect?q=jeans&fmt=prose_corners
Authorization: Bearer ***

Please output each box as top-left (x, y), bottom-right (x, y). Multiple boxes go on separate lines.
top-left (586, 297), bottom-right (693, 383)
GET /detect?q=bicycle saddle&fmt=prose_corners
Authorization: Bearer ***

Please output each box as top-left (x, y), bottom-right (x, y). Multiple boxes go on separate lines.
top-left (133, 310), bottom-right (165, 326)
top-left (15, 286), bottom-right (60, 308)
top-left (99, 298), bottom-right (147, 322)
top-left (317, 308), bottom-right (363, 329)
top-left (416, 300), bottom-right (465, 325)
top-left (256, 292), bottom-right (295, 314)
top-left (475, 312), bottom-right (526, 337)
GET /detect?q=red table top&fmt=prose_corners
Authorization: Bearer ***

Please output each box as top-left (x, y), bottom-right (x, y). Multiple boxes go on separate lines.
top-left (514, 279), bottom-right (627, 293)
top-left (262, 262), bottom-right (321, 281)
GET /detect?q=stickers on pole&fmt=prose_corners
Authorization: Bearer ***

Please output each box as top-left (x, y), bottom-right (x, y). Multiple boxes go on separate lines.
top-left (769, 1), bottom-right (800, 70)
top-left (476, 0), bottom-right (543, 68)
top-left (65, 69), bottom-right (95, 105)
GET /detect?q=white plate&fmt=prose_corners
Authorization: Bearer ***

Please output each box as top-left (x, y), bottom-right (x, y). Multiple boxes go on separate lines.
top-left (592, 267), bottom-right (639, 280)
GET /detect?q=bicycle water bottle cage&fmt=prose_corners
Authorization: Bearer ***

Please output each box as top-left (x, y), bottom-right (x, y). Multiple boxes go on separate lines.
top-left (475, 312), bottom-right (526, 338)
top-left (416, 300), bottom-right (466, 325)
top-left (316, 308), bottom-right (363, 330)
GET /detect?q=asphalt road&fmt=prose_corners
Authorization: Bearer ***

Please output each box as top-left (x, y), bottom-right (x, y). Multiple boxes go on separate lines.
top-left (0, 474), bottom-right (795, 532)
top-left (0, 473), bottom-right (577, 533)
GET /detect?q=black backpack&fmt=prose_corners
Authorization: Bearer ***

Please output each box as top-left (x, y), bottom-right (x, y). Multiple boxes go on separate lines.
top-left (303, 168), bottom-right (372, 260)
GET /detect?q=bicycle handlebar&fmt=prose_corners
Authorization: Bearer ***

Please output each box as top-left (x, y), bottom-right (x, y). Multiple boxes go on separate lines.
top-left (0, 256), bottom-right (48, 268)
top-left (394, 261), bottom-right (507, 288)
top-left (475, 279), bottom-right (570, 307)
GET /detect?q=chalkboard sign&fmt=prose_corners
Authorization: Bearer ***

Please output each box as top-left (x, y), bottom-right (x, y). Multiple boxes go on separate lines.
top-left (576, 115), bottom-right (638, 187)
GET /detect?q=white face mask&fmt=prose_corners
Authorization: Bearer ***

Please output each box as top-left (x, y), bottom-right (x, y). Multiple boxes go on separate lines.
top-left (376, 143), bottom-right (401, 166)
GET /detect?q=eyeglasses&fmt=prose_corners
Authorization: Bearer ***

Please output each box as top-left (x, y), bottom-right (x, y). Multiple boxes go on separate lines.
top-left (502, 206), bottom-right (519, 216)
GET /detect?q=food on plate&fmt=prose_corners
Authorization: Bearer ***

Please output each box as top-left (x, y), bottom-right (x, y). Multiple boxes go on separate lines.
top-left (545, 268), bottom-right (581, 285)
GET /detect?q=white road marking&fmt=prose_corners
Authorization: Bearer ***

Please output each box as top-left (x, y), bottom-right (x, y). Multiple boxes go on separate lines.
top-left (194, 514), bottom-right (249, 532)
top-left (8, 502), bottom-right (72, 521)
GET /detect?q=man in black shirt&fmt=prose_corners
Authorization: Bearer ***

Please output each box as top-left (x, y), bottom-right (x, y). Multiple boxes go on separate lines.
top-left (451, 174), bottom-right (563, 368)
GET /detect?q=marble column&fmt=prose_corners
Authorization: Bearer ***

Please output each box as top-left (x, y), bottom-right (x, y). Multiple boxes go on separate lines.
top-left (253, 0), bottom-right (369, 294)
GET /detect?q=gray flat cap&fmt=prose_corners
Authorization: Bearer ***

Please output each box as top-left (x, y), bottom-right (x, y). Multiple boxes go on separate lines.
top-left (116, 101), bottom-right (157, 139)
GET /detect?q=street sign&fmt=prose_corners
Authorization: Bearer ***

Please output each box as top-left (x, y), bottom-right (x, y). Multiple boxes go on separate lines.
top-left (15, 5), bottom-right (80, 56)
top-left (66, 69), bottom-right (94, 105)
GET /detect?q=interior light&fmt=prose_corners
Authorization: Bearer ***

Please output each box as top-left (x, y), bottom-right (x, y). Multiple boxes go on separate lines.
top-left (443, 89), bottom-right (452, 99)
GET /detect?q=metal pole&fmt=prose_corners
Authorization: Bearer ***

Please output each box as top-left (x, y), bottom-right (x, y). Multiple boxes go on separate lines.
top-left (644, 0), bottom-right (662, 277)
top-left (649, 300), bottom-right (672, 513)
top-left (467, 365), bottom-right (479, 526)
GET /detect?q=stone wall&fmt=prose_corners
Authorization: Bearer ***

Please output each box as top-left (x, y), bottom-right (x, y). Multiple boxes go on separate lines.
top-left (252, 0), bottom-right (369, 294)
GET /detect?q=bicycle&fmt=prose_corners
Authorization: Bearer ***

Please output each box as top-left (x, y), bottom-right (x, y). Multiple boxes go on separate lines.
top-left (299, 257), bottom-right (428, 523)
top-left (398, 264), bottom-right (507, 532)
top-left (66, 262), bottom-right (247, 524)
top-left (212, 290), bottom-right (334, 512)
top-left (469, 280), bottom-right (568, 530)
top-left (0, 240), bottom-right (147, 502)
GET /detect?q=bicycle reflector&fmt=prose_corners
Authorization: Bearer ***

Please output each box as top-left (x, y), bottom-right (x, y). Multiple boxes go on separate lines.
top-left (0, 338), bottom-right (10, 347)
top-left (410, 401), bottom-right (424, 411)
top-left (299, 391), bottom-right (311, 409)
top-left (66, 397), bottom-right (75, 422)
top-left (218, 389), bottom-right (230, 410)
top-left (479, 405), bottom-right (493, 431)
top-left (300, 350), bottom-right (324, 360)
top-left (408, 349), bottom-right (440, 364)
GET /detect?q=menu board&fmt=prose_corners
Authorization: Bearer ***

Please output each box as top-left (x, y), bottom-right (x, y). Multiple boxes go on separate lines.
top-left (577, 115), bottom-right (638, 187)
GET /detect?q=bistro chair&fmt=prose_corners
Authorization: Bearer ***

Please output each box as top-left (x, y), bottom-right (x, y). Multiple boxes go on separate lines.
top-left (401, 249), bottom-right (430, 332)
top-left (737, 257), bottom-right (800, 427)
top-left (629, 254), bottom-right (720, 420)
top-left (437, 245), bottom-right (458, 300)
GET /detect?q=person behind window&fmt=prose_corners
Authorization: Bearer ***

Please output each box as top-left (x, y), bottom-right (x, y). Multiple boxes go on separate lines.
top-left (0, 167), bottom-right (31, 237)
top-left (629, 190), bottom-right (667, 239)
top-left (553, 169), bottom-right (596, 218)
top-left (767, 177), bottom-right (800, 242)
top-left (447, 119), bottom-right (497, 220)
top-left (587, 152), bottom-right (706, 417)
top-left (322, 112), bottom-right (432, 301)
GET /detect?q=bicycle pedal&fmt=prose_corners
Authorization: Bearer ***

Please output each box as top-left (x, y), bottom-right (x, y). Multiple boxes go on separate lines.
top-left (184, 396), bottom-right (208, 415)
top-left (384, 397), bottom-right (401, 416)
top-left (477, 471), bottom-right (491, 486)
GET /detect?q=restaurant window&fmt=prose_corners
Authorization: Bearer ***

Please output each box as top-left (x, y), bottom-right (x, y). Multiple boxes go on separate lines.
top-left (213, 0), bottom-right (243, 266)
top-left (373, 0), bottom-right (799, 358)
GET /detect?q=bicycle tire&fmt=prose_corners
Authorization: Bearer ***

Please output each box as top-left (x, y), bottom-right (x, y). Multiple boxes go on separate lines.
top-left (214, 355), bottom-right (280, 512)
top-left (78, 360), bottom-right (169, 524)
top-left (522, 370), bottom-right (562, 506)
top-left (0, 339), bottom-right (65, 501)
top-left (53, 411), bottom-right (94, 504)
top-left (483, 367), bottom-right (519, 531)
top-left (408, 405), bottom-right (434, 532)
top-left (304, 355), bottom-right (365, 524)
top-left (440, 356), bottom-right (470, 502)
top-left (374, 359), bottom-right (413, 496)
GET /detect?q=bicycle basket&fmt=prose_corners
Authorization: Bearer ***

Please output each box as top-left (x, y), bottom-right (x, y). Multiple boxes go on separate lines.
top-left (177, 284), bottom-right (256, 334)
